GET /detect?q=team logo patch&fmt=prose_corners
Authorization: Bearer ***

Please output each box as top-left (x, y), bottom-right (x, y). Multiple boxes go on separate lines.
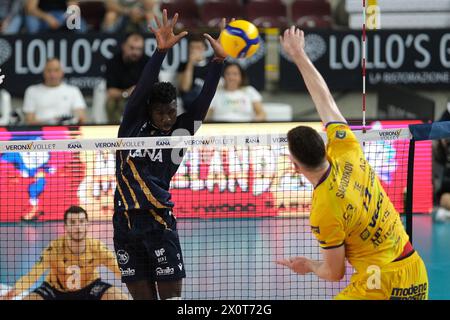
top-left (336, 131), bottom-right (346, 139)
top-left (116, 250), bottom-right (129, 265)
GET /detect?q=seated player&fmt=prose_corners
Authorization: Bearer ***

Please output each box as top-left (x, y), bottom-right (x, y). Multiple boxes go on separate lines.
top-left (276, 27), bottom-right (429, 300)
top-left (1, 206), bottom-right (129, 300)
top-left (112, 9), bottom-right (228, 300)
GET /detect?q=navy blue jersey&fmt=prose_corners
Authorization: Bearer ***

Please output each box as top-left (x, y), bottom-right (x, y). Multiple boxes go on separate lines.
top-left (114, 50), bottom-right (223, 212)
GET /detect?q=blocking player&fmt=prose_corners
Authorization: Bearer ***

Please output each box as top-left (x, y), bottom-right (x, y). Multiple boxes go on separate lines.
top-left (112, 9), bottom-right (228, 300)
top-left (276, 26), bottom-right (429, 300)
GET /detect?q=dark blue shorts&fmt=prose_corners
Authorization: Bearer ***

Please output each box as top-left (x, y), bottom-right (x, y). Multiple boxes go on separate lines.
top-left (113, 209), bottom-right (186, 283)
top-left (33, 279), bottom-right (111, 300)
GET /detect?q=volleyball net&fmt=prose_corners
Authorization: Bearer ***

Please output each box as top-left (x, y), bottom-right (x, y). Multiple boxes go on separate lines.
top-left (0, 121), bottom-right (441, 299)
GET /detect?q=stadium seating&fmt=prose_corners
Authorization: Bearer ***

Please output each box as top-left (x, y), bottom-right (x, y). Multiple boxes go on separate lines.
top-left (245, 0), bottom-right (288, 28)
top-left (200, 1), bottom-right (243, 27)
top-left (291, 0), bottom-right (332, 28)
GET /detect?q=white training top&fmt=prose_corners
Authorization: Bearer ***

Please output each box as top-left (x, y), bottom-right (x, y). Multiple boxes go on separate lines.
top-left (210, 86), bottom-right (262, 122)
top-left (23, 83), bottom-right (86, 124)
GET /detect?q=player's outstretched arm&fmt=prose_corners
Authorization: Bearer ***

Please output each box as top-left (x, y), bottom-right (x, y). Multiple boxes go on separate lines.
top-left (119, 9), bottom-right (188, 134)
top-left (280, 26), bottom-right (346, 125)
top-left (186, 18), bottom-right (230, 124)
top-left (0, 251), bottom-right (50, 300)
top-left (276, 245), bottom-right (345, 281)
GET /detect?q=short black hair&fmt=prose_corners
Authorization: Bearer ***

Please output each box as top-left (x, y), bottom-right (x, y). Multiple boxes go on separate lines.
top-left (64, 206), bottom-right (88, 224)
top-left (223, 62), bottom-right (248, 87)
top-left (123, 32), bottom-right (144, 44)
top-left (288, 126), bottom-right (326, 169)
top-left (46, 57), bottom-right (60, 65)
top-left (149, 82), bottom-right (177, 107)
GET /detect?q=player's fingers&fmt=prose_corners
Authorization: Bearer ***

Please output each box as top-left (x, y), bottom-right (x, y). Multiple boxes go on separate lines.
top-left (162, 8), bottom-right (168, 25)
top-left (284, 28), bottom-right (290, 38)
top-left (175, 31), bottom-right (188, 42)
top-left (220, 18), bottom-right (226, 31)
top-left (149, 25), bottom-right (157, 34)
top-left (275, 260), bottom-right (291, 267)
top-left (148, 18), bottom-right (156, 31)
top-left (171, 12), bottom-right (179, 28)
top-left (203, 33), bottom-right (215, 44)
top-left (290, 25), bottom-right (296, 35)
top-left (154, 15), bottom-right (162, 28)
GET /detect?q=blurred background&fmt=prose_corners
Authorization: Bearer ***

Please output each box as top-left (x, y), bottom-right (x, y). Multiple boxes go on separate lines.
top-left (0, 0), bottom-right (448, 126)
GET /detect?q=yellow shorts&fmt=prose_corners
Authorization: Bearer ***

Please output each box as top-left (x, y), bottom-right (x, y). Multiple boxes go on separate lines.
top-left (335, 252), bottom-right (428, 300)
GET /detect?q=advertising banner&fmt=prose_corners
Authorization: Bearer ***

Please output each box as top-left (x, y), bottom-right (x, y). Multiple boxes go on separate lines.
top-left (0, 122), bottom-right (432, 222)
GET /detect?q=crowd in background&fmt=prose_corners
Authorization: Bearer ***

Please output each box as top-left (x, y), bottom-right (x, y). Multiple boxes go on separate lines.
top-left (0, 0), bottom-right (450, 220)
top-left (0, 0), bottom-right (344, 125)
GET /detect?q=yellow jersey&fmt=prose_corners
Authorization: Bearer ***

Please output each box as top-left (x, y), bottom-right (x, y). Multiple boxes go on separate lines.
top-left (310, 123), bottom-right (409, 274)
top-left (13, 236), bottom-right (120, 294)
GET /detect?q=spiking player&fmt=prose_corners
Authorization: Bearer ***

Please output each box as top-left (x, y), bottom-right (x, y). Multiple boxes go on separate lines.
top-left (112, 10), bottom-right (228, 300)
top-left (276, 27), bottom-right (429, 300)
top-left (1, 206), bottom-right (128, 300)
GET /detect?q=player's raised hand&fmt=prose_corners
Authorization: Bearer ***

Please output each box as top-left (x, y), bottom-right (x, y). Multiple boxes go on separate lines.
top-left (280, 26), bottom-right (306, 61)
top-left (150, 9), bottom-right (188, 51)
top-left (276, 256), bottom-right (312, 275)
top-left (203, 18), bottom-right (235, 61)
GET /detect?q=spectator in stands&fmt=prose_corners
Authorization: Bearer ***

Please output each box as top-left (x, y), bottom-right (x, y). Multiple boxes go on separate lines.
top-left (25, 0), bottom-right (87, 33)
top-left (206, 62), bottom-right (266, 122)
top-left (332, 0), bottom-right (348, 27)
top-left (23, 58), bottom-right (87, 125)
top-left (105, 32), bottom-right (148, 124)
top-left (103, 0), bottom-right (161, 33)
top-left (141, 0), bottom-right (162, 31)
top-left (0, 0), bottom-right (25, 34)
top-left (177, 34), bottom-right (210, 109)
top-left (432, 102), bottom-right (450, 222)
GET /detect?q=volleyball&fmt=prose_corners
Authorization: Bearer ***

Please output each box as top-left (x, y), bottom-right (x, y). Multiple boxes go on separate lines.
top-left (220, 20), bottom-right (261, 59)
